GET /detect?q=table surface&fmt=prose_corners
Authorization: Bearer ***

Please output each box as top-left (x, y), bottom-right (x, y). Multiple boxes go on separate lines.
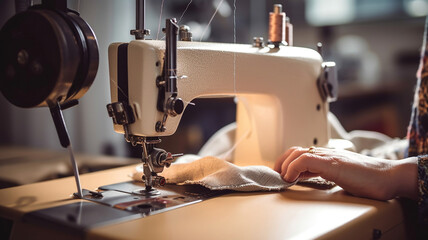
top-left (0, 155), bottom-right (406, 240)
top-left (0, 146), bottom-right (139, 186)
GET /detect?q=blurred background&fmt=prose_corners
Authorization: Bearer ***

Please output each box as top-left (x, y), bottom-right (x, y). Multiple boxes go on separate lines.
top-left (0, 0), bottom-right (426, 160)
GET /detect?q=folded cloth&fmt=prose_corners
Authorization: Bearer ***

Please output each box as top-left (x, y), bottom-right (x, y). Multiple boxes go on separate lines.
top-left (299, 176), bottom-right (336, 188)
top-left (132, 156), bottom-right (297, 191)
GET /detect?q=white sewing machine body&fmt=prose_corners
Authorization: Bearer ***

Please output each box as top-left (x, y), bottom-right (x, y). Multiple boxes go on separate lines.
top-left (108, 40), bottom-right (330, 166)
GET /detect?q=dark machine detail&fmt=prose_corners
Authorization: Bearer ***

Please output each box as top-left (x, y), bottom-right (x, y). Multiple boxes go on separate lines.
top-left (106, 17), bottom-right (184, 194)
top-left (0, 0), bottom-right (99, 198)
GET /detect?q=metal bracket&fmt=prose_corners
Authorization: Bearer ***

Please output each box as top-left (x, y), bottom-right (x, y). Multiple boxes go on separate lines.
top-left (317, 62), bottom-right (338, 102)
top-left (107, 102), bottom-right (135, 125)
top-left (107, 101), bottom-right (140, 145)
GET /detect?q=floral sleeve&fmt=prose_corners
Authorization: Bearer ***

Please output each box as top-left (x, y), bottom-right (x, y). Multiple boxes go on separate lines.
top-left (418, 156), bottom-right (428, 225)
top-left (407, 17), bottom-right (428, 227)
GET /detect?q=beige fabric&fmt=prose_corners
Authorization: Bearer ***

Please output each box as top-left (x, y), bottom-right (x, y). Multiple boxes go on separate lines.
top-left (133, 157), bottom-right (296, 191)
top-left (328, 112), bottom-right (406, 159)
top-left (131, 114), bottom-right (409, 191)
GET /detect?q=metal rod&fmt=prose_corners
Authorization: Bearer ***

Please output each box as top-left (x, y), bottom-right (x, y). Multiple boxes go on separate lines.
top-left (165, 18), bottom-right (178, 94)
top-left (68, 145), bottom-right (83, 198)
top-left (136, 0), bottom-right (145, 34)
top-left (132, 0), bottom-right (146, 40)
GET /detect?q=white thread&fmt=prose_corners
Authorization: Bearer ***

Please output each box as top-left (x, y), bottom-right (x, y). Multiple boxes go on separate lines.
top-left (157, 0), bottom-right (166, 40)
top-left (220, 0), bottom-right (243, 161)
top-left (218, 97), bottom-right (254, 161)
top-left (109, 77), bottom-right (134, 105)
top-left (200, 0), bottom-right (225, 41)
top-left (217, 127), bottom-right (250, 161)
top-left (233, 0), bottom-right (237, 94)
top-left (178, 0), bottom-right (193, 24)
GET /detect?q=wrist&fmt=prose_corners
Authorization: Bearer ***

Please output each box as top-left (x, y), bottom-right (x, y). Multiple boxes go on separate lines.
top-left (391, 157), bottom-right (418, 200)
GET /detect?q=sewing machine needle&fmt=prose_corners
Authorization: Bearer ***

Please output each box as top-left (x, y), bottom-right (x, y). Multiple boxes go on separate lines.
top-left (67, 145), bottom-right (83, 198)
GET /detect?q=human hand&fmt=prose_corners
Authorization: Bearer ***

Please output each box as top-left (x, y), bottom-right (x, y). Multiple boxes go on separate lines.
top-left (274, 147), bottom-right (418, 201)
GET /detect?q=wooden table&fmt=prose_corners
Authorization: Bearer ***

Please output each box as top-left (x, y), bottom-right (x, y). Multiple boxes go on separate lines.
top-left (0, 160), bottom-right (407, 240)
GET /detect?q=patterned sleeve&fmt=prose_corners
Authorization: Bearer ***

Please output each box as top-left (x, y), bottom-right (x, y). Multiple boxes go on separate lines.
top-left (407, 17), bottom-right (428, 227)
top-left (419, 155), bottom-right (428, 225)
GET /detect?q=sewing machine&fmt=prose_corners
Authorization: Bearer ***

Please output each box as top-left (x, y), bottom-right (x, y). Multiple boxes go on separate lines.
top-left (0, 2), bottom-right (407, 239)
top-left (106, 13), bottom-right (338, 194)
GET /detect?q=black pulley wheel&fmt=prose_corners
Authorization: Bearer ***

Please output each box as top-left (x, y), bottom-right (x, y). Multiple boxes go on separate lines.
top-left (0, 9), bottom-right (79, 108)
top-left (64, 10), bottom-right (99, 101)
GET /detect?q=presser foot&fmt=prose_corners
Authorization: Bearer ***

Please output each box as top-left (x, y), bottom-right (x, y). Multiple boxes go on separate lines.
top-left (136, 175), bottom-right (165, 196)
top-left (132, 187), bottom-right (161, 196)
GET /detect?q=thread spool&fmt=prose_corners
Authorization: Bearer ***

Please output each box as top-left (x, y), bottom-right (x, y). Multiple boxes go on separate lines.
top-left (285, 17), bottom-right (293, 46)
top-left (269, 4), bottom-right (285, 46)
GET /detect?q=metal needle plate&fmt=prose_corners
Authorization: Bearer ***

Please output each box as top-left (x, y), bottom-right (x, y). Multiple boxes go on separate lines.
top-left (24, 181), bottom-right (232, 235)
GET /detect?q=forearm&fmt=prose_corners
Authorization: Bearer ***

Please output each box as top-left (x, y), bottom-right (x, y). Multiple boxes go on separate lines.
top-left (391, 157), bottom-right (418, 200)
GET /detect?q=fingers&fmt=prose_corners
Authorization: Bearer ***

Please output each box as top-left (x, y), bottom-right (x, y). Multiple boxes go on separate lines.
top-left (275, 147), bottom-right (336, 183)
top-left (280, 148), bottom-right (309, 176)
top-left (283, 153), bottom-right (335, 182)
top-left (274, 146), bottom-right (317, 174)
top-left (274, 146), bottom-right (300, 173)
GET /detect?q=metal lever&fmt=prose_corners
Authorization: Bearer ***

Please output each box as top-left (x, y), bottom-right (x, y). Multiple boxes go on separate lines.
top-left (164, 18), bottom-right (178, 95)
top-left (106, 102), bottom-right (135, 125)
top-left (156, 18), bottom-right (184, 132)
top-left (49, 101), bottom-right (83, 198)
top-left (318, 62), bottom-right (338, 102)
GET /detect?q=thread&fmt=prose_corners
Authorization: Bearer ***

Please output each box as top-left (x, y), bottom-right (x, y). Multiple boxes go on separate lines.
top-left (285, 17), bottom-right (293, 46)
top-left (200, 0), bottom-right (225, 41)
top-left (110, 77), bottom-right (134, 105)
top-left (233, 0), bottom-right (236, 94)
top-left (178, 0), bottom-right (193, 24)
top-left (218, 97), bottom-right (253, 162)
top-left (268, 5), bottom-right (285, 44)
top-left (156, 0), bottom-right (166, 40)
